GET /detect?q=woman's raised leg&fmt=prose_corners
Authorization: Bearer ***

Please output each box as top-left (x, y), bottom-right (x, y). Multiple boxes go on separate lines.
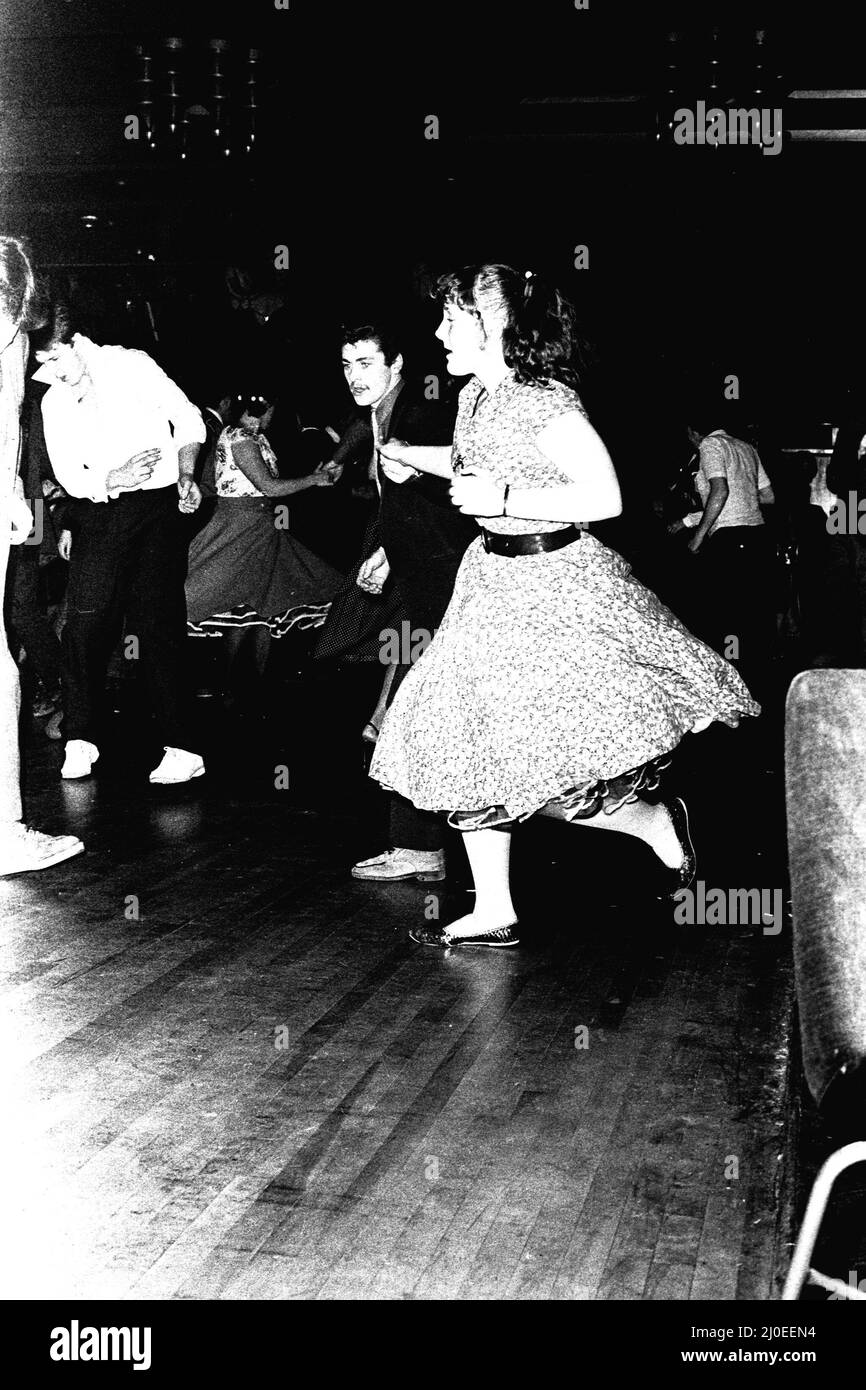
top-left (537, 794), bottom-right (695, 886)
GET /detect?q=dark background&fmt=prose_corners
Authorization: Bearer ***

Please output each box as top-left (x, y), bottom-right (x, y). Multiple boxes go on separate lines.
top-left (1, 0), bottom-right (864, 490)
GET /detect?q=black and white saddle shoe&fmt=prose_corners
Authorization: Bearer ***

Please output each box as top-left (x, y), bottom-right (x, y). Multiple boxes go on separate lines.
top-left (409, 921), bottom-right (520, 948)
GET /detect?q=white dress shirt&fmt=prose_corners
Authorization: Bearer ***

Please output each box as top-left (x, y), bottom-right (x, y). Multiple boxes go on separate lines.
top-left (34, 335), bottom-right (206, 504)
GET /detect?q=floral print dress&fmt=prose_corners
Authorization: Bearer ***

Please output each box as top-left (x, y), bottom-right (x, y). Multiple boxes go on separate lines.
top-left (369, 374), bottom-right (760, 829)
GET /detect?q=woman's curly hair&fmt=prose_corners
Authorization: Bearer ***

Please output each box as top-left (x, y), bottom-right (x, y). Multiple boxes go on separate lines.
top-left (435, 263), bottom-right (584, 389)
top-left (0, 236), bottom-right (48, 333)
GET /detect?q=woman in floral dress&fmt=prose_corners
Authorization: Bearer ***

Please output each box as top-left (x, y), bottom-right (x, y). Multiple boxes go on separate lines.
top-left (370, 265), bottom-right (760, 948)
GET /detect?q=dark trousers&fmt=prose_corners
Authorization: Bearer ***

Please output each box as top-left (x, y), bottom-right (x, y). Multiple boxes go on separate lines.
top-left (5, 546), bottom-right (63, 692)
top-left (703, 526), bottom-right (774, 694)
top-left (63, 486), bottom-right (191, 748)
top-left (386, 551), bottom-right (465, 853)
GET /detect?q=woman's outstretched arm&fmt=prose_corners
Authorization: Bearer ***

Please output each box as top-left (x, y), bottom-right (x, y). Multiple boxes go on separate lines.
top-left (377, 440), bottom-right (454, 479)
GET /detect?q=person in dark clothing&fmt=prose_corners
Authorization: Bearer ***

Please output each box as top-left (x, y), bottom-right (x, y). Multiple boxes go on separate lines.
top-left (826, 412), bottom-right (866, 664)
top-left (778, 453), bottom-right (856, 667)
top-left (183, 392), bottom-right (231, 543)
top-left (316, 321), bottom-right (476, 882)
top-left (4, 380), bottom-right (64, 722)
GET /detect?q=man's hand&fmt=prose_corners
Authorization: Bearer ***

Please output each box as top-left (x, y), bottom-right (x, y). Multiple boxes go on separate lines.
top-left (357, 546), bottom-right (390, 595)
top-left (687, 534), bottom-right (703, 554)
top-left (106, 448), bottom-right (160, 493)
top-left (667, 519), bottom-right (686, 535)
top-left (58, 529), bottom-right (72, 561)
top-left (178, 476), bottom-right (202, 513)
top-left (450, 469), bottom-right (505, 517)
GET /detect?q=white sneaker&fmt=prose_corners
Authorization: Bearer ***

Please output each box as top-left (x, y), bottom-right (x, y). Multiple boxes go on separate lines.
top-left (0, 825), bottom-right (84, 876)
top-left (61, 739), bottom-right (99, 780)
top-left (351, 847), bottom-right (446, 882)
top-left (149, 746), bottom-right (205, 784)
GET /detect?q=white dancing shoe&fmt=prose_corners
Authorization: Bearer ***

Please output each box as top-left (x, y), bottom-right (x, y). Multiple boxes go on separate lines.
top-left (149, 747), bottom-right (205, 784)
top-left (351, 847), bottom-right (445, 882)
top-left (0, 825), bottom-right (84, 876)
top-left (61, 739), bottom-right (99, 780)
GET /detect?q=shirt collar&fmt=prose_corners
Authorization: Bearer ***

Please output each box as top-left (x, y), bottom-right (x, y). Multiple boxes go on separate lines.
top-left (31, 333), bottom-right (99, 401)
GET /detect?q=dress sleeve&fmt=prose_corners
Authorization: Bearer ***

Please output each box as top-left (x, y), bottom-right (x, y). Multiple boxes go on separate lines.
top-left (520, 382), bottom-right (587, 441)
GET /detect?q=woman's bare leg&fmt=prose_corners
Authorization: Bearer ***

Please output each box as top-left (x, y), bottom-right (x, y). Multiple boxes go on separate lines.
top-left (442, 827), bottom-right (517, 937)
top-left (438, 797), bottom-right (685, 938)
top-left (537, 796), bottom-right (684, 868)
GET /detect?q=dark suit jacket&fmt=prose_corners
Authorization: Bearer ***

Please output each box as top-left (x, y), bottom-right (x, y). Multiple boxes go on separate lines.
top-left (196, 406), bottom-right (224, 497)
top-left (379, 384), bottom-right (475, 587)
top-left (332, 380), bottom-right (476, 630)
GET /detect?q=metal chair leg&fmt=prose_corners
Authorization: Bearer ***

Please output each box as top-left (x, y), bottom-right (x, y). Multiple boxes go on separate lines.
top-left (782, 1142), bottom-right (866, 1300)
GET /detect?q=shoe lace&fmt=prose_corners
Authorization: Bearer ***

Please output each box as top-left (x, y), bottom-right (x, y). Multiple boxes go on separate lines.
top-left (23, 826), bottom-right (59, 848)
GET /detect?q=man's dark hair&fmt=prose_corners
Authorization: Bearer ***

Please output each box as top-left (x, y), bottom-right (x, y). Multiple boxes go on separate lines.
top-left (0, 235), bottom-right (46, 331)
top-left (29, 299), bottom-right (75, 353)
top-left (340, 322), bottom-right (401, 366)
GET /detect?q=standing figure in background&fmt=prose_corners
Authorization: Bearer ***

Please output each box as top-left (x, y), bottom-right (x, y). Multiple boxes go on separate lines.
top-left (827, 411), bottom-right (866, 665)
top-left (668, 423), bottom-right (775, 695)
top-left (184, 390), bottom-right (232, 543)
top-left (0, 237), bottom-right (83, 873)
top-left (33, 304), bottom-right (208, 785)
top-left (4, 378), bottom-right (65, 728)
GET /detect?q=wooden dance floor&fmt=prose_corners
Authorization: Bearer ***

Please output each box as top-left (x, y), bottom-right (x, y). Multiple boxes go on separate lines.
top-left (0, 665), bottom-right (799, 1300)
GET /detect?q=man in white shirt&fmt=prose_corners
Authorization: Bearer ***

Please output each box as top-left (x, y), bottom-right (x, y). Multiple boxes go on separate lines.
top-left (32, 308), bottom-right (207, 783)
top-left (670, 424), bottom-right (775, 691)
top-left (0, 237), bottom-right (84, 873)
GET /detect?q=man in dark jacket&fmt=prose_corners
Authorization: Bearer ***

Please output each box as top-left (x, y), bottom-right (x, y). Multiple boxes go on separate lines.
top-left (329, 321), bottom-right (475, 881)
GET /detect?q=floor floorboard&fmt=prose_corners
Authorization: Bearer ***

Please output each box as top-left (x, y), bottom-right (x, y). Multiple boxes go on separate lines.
top-left (0, 664), bottom-right (807, 1299)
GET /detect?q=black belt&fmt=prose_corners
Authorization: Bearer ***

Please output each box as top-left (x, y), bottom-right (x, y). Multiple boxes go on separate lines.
top-left (479, 525), bottom-right (581, 556)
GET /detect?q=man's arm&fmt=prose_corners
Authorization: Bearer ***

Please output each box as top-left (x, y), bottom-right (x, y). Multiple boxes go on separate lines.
top-left (178, 442), bottom-right (201, 482)
top-left (130, 353), bottom-right (206, 511)
top-left (690, 477), bottom-right (729, 549)
top-left (756, 454), bottom-right (775, 506)
top-left (133, 351), bottom-right (207, 457)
